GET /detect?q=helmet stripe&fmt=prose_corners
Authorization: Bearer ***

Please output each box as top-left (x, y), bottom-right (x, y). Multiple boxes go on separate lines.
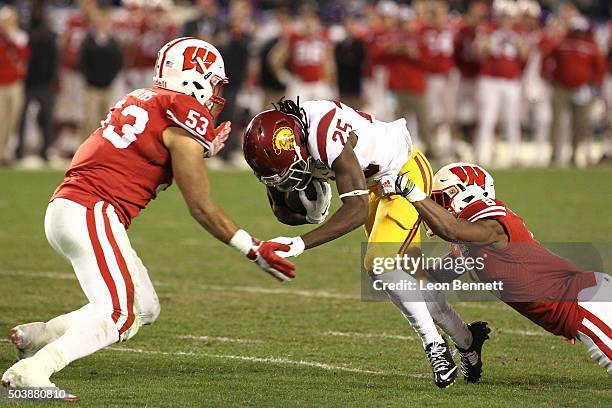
top-left (158, 37), bottom-right (196, 78)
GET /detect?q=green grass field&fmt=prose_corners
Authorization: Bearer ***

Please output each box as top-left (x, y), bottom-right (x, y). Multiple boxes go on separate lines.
top-left (0, 168), bottom-right (611, 407)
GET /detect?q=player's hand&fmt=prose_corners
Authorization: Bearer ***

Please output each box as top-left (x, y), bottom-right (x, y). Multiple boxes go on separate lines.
top-left (269, 236), bottom-right (305, 258)
top-left (248, 239), bottom-right (296, 282)
top-left (394, 173), bottom-right (427, 203)
top-left (205, 121), bottom-right (231, 158)
top-left (299, 179), bottom-right (331, 224)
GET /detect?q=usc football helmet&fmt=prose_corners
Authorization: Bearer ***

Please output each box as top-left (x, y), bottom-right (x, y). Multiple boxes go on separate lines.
top-left (431, 163), bottom-right (496, 214)
top-left (243, 106), bottom-right (313, 192)
top-left (153, 37), bottom-right (228, 117)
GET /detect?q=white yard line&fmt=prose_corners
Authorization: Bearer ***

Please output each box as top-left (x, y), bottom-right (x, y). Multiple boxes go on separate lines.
top-left (0, 337), bottom-right (409, 377)
top-left (178, 335), bottom-right (262, 344)
top-left (108, 346), bottom-right (422, 377)
top-left (0, 270), bottom-right (357, 300)
top-left (323, 331), bottom-right (416, 341)
top-left (498, 329), bottom-right (548, 337)
top-left (0, 270), bottom-right (509, 306)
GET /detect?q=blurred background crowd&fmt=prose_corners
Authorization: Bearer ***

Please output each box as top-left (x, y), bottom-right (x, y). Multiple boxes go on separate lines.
top-left (0, 0), bottom-right (611, 170)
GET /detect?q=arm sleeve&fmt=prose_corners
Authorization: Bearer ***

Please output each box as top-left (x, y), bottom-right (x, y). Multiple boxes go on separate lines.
top-left (457, 199), bottom-right (507, 223)
top-left (165, 94), bottom-right (216, 149)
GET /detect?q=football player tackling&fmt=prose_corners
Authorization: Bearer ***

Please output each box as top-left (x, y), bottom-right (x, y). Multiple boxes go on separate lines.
top-left (2, 38), bottom-right (295, 398)
top-left (394, 162), bottom-right (612, 374)
top-left (243, 99), bottom-right (490, 388)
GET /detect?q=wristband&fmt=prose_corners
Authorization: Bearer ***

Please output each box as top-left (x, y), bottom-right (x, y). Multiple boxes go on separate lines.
top-left (229, 229), bottom-right (253, 255)
top-left (305, 214), bottom-right (324, 224)
top-left (406, 185), bottom-right (427, 203)
top-left (291, 237), bottom-right (306, 256)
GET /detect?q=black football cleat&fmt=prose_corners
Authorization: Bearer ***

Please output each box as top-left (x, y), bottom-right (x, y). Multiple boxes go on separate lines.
top-left (455, 321), bottom-right (491, 383)
top-left (425, 336), bottom-right (457, 388)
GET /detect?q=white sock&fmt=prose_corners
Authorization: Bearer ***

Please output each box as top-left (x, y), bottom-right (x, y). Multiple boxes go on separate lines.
top-left (423, 288), bottom-right (472, 349)
top-left (373, 269), bottom-right (443, 347)
top-left (32, 313), bottom-right (119, 375)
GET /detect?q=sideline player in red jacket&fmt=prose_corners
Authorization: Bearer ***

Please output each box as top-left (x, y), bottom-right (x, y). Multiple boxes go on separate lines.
top-left (1, 38), bottom-right (295, 398)
top-left (394, 162), bottom-right (612, 375)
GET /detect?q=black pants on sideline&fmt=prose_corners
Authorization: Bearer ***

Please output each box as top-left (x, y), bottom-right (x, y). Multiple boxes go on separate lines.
top-left (16, 84), bottom-right (56, 161)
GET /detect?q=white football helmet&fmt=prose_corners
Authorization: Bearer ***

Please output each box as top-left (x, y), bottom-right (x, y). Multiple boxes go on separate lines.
top-left (153, 37), bottom-right (228, 117)
top-left (431, 162), bottom-right (496, 214)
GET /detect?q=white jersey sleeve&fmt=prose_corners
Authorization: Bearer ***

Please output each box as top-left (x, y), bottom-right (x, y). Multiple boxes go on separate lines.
top-left (303, 100), bottom-right (348, 169)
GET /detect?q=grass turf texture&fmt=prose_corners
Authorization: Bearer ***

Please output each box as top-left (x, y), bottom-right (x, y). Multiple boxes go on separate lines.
top-left (0, 168), bottom-right (611, 407)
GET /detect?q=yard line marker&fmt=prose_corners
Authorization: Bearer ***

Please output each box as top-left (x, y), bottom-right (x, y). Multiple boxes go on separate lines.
top-left (178, 335), bottom-right (262, 344)
top-left (0, 270), bottom-right (357, 301)
top-left (0, 269), bottom-right (511, 308)
top-left (323, 331), bottom-right (415, 341)
top-left (499, 329), bottom-right (548, 337)
top-left (108, 346), bottom-right (425, 378)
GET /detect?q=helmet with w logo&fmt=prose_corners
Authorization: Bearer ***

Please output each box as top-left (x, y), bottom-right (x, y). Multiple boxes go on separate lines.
top-left (153, 37), bottom-right (228, 117)
top-left (431, 162), bottom-right (495, 214)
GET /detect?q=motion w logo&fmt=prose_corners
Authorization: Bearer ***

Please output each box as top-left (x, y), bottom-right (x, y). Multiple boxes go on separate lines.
top-left (182, 47), bottom-right (217, 74)
top-left (449, 166), bottom-right (486, 187)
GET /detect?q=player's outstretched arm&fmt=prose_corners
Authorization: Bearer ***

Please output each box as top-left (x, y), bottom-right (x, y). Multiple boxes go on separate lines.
top-left (396, 175), bottom-right (507, 246)
top-left (163, 127), bottom-right (296, 282)
top-left (271, 143), bottom-right (368, 257)
top-left (300, 143), bottom-right (369, 249)
top-left (164, 127), bottom-right (238, 242)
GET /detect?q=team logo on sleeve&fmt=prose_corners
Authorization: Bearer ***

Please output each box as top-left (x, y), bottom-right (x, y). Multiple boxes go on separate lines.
top-left (449, 165), bottom-right (486, 187)
top-left (182, 46), bottom-right (217, 74)
top-left (272, 127), bottom-right (296, 155)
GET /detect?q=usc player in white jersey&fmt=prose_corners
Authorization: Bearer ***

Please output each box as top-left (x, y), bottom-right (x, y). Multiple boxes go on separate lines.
top-left (243, 99), bottom-right (490, 388)
top-left (1, 38), bottom-right (294, 399)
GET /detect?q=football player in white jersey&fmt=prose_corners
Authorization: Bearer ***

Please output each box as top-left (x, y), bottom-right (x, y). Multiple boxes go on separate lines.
top-left (243, 99), bottom-right (491, 387)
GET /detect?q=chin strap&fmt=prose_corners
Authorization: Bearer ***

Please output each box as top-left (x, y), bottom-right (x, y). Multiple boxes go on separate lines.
top-left (339, 189), bottom-right (369, 199)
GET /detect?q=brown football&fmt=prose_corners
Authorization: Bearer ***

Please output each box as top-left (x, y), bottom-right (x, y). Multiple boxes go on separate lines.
top-left (284, 181), bottom-right (318, 215)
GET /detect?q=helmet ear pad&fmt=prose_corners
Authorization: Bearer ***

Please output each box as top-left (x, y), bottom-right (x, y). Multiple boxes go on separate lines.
top-left (450, 184), bottom-right (488, 213)
top-left (180, 70), bottom-right (213, 104)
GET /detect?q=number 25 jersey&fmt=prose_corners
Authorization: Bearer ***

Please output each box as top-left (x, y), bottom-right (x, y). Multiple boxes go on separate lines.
top-left (52, 88), bottom-right (215, 228)
top-left (302, 100), bottom-right (413, 184)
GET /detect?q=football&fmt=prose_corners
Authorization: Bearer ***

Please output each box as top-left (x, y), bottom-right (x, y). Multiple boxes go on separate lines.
top-left (283, 180), bottom-right (319, 215)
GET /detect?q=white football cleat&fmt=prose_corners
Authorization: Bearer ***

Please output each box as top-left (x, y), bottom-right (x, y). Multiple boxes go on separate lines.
top-left (1, 359), bottom-right (79, 402)
top-left (10, 323), bottom-right (47, 361)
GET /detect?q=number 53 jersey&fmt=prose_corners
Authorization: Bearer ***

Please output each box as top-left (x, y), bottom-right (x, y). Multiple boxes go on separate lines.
top-left (302, 100), bottom-right (413, 184)
top-left (52, 88), bottom-right (216, 228)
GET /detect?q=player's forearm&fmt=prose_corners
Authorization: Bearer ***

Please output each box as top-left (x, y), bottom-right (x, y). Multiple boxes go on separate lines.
top-left (300, 198), bottom-right (368, 249)
top-left (412, 199), bottom-right (462, 242)
top-left (189, 202), bottom-right (239, 244)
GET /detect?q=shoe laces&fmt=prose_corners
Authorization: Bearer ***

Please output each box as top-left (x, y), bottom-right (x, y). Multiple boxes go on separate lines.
top-left (428, 342), bottom-right (450, 372)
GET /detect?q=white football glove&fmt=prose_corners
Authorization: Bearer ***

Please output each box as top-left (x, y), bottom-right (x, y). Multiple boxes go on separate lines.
top-left (394, 173), bottom-right (427, 203)
top-left (229, 229), bottom-right (295, 282)
top-left (269, 236), bottom-right (305, 258)
top-left (299, 179), bottom-right (331, 224)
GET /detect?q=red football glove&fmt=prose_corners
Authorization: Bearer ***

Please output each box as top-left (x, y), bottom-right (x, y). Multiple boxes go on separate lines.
top-left (247, 239), bottom-right (296, 282)
top-left (205, 121), bottom-right (231, 158)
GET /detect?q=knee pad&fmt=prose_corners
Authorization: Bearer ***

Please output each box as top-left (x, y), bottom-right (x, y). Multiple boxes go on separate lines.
top-left (138, 295), bottom-right (161, 325)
